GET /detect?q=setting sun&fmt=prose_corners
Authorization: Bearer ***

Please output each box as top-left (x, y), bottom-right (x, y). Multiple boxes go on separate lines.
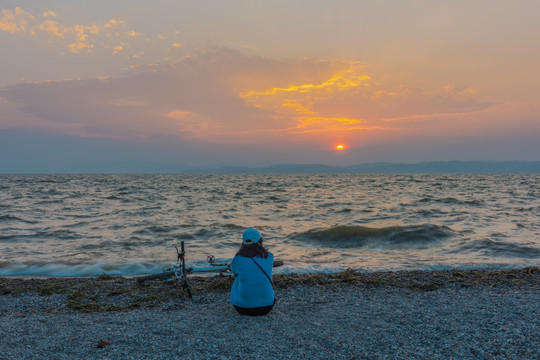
top-left (336, 144), bottom-right (345, 151)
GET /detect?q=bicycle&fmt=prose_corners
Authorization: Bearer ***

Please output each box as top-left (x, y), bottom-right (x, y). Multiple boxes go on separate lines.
top-left (136, 241), bottom-right (283, 298)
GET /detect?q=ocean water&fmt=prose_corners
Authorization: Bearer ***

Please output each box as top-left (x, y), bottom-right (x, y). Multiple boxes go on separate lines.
top-left (1, 174), bottom-right (539, 276)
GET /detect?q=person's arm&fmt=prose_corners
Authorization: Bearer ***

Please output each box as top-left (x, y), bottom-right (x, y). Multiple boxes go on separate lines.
top-left (267, 252), bottom-right (274, 275)
top-left (230, 255), bottom-right (239, 276)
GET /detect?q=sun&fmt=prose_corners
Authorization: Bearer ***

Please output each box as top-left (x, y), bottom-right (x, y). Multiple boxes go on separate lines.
top-left (335, 144), bottom-right (345, 151)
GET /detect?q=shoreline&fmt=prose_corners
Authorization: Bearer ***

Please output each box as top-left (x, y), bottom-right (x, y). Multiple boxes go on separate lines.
top-left (1, 268), bottom-right (539, 359)
top-left (1, 267), bottom-right (539, 312)
top-left (2, 263), bottom-right (538, 279)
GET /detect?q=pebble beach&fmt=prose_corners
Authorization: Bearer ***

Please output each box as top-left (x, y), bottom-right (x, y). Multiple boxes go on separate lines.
top-left (1, 268), bottom-right (539, 359)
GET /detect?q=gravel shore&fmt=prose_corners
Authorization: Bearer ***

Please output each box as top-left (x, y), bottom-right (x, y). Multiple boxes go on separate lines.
top-left (1, 268), bottom-right (539, 359)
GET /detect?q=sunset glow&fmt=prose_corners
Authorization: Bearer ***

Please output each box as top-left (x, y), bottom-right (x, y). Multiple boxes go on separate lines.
top-left (0, 1), bottom-right (539, 171)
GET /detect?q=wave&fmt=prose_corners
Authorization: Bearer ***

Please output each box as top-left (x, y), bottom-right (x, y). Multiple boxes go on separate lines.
top-left (133, 225), bottom-right (176, 235)
top-left (451, 239), bottom-right (540, 259)
top-left (222, 223), bottom-right (245, 230)
top-left (2, 260), bottom-right (533, 277)
top-left (0, 257), bottom-right (234, 277)
top-left (0, 261), bottom-right (166, 277)
top-left (35, 229), bottom-right (81, 240)
top-left (0, 215), bottom-right (38, 224)
top-left (291, 224), bottom-right (454, 249)
top-left (417, 197), bottom-right (483, 206)
top-left (0, 215), bottom-right (22, 222)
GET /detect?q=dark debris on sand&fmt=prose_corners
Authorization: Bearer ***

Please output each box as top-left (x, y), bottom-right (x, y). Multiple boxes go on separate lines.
top-left (0, 267), bottom-right (538, 313)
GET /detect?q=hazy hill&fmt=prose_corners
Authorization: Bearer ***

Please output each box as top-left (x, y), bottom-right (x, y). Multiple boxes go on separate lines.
top-left (48, 160), bottom-right (540, 174)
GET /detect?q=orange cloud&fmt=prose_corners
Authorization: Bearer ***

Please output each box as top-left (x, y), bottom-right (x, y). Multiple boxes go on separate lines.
top-left (240, 62), bottom-right (370, 98)
top-left (233, 55), bottom-right (498, 142)
top-left (61, 20), bottom-right (126, 54)
top-left (295, 117), bottom-right (364, 132)
top-left (42, 11), bottom-right (57, 18)
top-left (239, 61), bottom-right (373, 133)
top-left (39, 19), bottom-right (64, 38)
top-left (1, 7), bottom-right (129, 54)
top-left (127, 30), bottom-right (142, 37)
top-left (0, 7), bottom-right (35, 34)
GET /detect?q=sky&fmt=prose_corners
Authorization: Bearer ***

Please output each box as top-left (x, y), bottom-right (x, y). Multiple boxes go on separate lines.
top-left (1, 0), bottom-right (539, 172)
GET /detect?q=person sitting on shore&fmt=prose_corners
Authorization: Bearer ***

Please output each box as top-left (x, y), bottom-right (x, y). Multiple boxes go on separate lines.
top-left (229, 228), bottom-right (275, 316)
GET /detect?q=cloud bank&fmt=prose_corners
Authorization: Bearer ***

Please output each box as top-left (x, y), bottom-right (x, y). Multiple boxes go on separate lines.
top-left (1, 46), bottom-right (538, 168)
top-left (3, 47), bottom-right (508, 138)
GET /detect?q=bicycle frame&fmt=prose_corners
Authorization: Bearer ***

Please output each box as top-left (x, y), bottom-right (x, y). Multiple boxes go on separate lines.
top-left (171, 243), bottom-right (233, 276)
top-left (137, 241), bottom-right (232, 298)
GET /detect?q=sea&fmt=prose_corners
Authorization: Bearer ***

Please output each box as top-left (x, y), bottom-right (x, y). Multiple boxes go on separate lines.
top-left (1, 174), bottom-right (539, 277)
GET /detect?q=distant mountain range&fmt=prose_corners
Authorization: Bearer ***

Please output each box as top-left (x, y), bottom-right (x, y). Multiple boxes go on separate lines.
top-left (56, 160), bottom-right (540, 174)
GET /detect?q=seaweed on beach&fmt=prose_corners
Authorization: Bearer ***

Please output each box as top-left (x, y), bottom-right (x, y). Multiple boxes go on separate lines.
top-left (1, 267), bottom-right (538, 313)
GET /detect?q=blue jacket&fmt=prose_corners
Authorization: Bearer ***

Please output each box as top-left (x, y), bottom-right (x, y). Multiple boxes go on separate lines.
top-left (229, 253), bottom-right (274, 308)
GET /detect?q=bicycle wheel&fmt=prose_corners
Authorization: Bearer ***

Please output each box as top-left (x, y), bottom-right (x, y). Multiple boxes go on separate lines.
top-left (136, 270), bottom-right (176, 283)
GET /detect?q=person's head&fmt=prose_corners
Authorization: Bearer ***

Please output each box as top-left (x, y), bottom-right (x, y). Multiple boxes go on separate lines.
top-left (237, 228), bottom-right (269, 258)
top-left (242, 228), bottom-right (262, 245)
